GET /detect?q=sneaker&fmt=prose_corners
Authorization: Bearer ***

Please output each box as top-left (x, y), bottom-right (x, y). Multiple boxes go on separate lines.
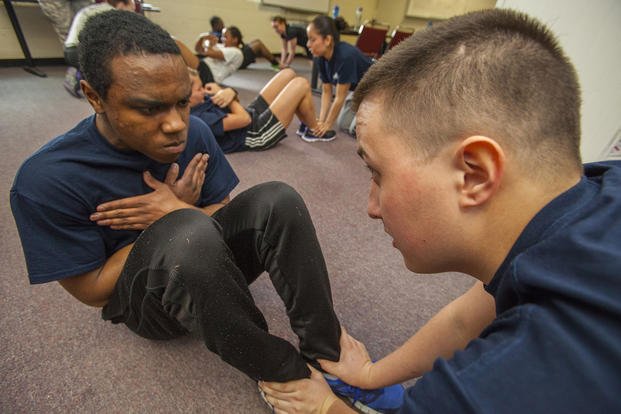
top-left (63, 67), bottom-right (82, 98)
top-left (270, 62), bottom-right (280, 71)
top-left (324, 374), bottom-right (404, 414)
top-left (296, 123), bottom-right (307, 137)
top-left (301, 129), bottom-right (337, 143)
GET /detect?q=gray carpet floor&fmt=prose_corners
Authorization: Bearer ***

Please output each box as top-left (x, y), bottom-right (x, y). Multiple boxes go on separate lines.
top-left (0, 59), bottom-right (472, 413)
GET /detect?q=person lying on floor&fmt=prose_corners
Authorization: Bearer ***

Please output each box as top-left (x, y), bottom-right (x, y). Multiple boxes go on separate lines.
top-left (189, 67), bottom-right (336, 152)
top-left (10, 10), bottom-right (402, 413)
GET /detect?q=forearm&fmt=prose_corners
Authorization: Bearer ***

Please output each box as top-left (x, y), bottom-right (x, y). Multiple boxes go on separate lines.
top-left (324, 95), bottom-right (347, 128)
top-left (326, 398), bottom-right (356, 414)
top-left (367, 282), bottom-right (495, 388)
top-left (200, 196), bottom-right (230, 216)
top-left (319, 86), bottom-right (333, 122)
top-left (284, 41), bottom-right (297, 66)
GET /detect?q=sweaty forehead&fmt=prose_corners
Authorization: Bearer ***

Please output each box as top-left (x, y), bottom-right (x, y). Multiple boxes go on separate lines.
top-left (109, 53), bottom-right (188, 92)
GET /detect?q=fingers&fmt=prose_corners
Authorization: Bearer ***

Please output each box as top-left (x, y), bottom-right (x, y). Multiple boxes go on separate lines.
top-left (143, 170), bottom-right (165, 190)
top-left (90, 207), bottom-right (149, 230)
top-left (164, 163), bottom-right (179, 185)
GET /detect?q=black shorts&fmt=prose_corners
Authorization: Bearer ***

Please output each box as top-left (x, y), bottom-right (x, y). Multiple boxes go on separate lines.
top-left (244, 95), bottom-right (286, 150)
top-left (240, 44), bottom-right (256, 69)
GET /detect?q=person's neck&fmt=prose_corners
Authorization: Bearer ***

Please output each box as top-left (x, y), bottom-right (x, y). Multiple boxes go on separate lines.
top-left (95, 112), bottom-right (126, 150)
top-left (466, 172), bottom-right (582, 284)
top-left (324, 43), bottom-right (335, 61)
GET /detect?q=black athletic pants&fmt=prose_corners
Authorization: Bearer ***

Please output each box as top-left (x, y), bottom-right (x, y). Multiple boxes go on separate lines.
top-left (102, 182), bottom-right (341, 381)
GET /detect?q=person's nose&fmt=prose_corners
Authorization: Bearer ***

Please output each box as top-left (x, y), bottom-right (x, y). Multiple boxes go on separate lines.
top-left (161, 107), bottom-right (187, 135)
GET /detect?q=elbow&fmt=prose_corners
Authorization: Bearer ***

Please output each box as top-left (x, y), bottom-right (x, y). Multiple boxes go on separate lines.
top-left (242, 113), bottom-right (252, 127)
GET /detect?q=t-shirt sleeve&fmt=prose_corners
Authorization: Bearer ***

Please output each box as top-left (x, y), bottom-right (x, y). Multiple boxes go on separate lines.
top-left (334, 49), bottom-right (359, 85)
top-left (10, 190), bottom-right (106, 284)
top-left (222, 47), bottom-right (243, 70)
top-left (284, 26), bottom-right (297, 41)
top-left (193, 101), bottom-right (227, 137)
top-left (189, 116), bottom-right (239, 206)
top-left (317, 58), bottom-right (329, 84)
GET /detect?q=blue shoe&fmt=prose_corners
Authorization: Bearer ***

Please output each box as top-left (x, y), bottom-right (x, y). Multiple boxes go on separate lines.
top-left (324, 374), bottom-right (404, 413)
top-left (296, 123), bottom-right (307, 136)
top-left (301, 129), bottom-right (336, 143)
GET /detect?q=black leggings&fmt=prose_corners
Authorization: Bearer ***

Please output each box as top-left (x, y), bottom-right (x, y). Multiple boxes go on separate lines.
top-left (102, 182), bottom-right (341, 381)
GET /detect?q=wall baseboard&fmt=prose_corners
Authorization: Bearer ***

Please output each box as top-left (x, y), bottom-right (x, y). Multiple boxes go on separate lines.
top-left (0, 58), bottom-right (65, 68)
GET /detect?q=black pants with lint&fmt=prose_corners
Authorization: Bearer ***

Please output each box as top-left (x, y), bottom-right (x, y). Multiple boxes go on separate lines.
top-left (102, 181), bottom-right (341, 381)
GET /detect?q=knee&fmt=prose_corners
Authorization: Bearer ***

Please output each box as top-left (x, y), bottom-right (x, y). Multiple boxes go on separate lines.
top-left (291, 76), bottom-right (310, 91)
top-left (156, 209), bottom-right (224, 252)
top-left (280, 68), bottom-right (297, 81)
top-left (253, 181), bottom-right (308, 219)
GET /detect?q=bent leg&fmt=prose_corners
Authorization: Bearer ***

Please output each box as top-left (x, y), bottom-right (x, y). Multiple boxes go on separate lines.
top-left (103, 208), bottom-right (311, 381)
top-left (249, 39), bottom-right (277, 63)
top-left (213, 182), bottom-right (341, 367)
top-left (259, 68), bottom-right (297, 104)
top-left (268, 76), bottom-right (318, 129)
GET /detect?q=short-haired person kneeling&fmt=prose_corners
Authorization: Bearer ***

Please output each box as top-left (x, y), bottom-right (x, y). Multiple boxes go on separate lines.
top-left (260, 9), bottom-right (621, 414)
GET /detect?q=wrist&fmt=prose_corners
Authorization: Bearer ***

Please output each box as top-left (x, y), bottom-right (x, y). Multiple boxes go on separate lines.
top-left (319, 393), bottom-right (339, 414)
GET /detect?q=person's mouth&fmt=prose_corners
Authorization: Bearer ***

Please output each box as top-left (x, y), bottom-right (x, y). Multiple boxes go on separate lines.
top-left (164, 141), bottom-right (186, 154)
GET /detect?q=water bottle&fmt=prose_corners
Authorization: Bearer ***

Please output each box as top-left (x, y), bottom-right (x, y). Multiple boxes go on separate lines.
top-left (355, 6), bottom-right (363, 30)
top-left (332, 5), bottom-right (340, 18)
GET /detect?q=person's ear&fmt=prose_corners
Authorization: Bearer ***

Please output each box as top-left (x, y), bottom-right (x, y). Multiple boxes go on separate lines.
top-left (81, 80), bottom-right (105, 114)
top-left (454, 136), bottom-right (505, 208)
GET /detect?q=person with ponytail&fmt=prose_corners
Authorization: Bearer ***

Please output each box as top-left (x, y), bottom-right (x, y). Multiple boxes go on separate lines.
top-left (300, 15), bottom-right (372, 141)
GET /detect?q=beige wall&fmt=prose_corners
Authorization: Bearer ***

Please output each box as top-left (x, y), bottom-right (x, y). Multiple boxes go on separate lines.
top-left (0, 0), bottom-right (494, 60)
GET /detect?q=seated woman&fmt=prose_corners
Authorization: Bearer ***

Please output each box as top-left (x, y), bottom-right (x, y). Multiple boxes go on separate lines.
top-left (304, 15), bottom-right (373, 140)
top-left (175, 26), bottom-right (245, 85)
top-left (271, 15), bottom-right (312, 69)
top-left (188, 68), bottom-right (336, 153)
top-left (199, 22), bottom-right (280, 70)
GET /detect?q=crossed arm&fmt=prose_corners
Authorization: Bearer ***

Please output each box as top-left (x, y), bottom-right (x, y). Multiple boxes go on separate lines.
top-left (204, 83), bottom-right (251, 131)
top-left (59, 153), bottom-right (230, 307)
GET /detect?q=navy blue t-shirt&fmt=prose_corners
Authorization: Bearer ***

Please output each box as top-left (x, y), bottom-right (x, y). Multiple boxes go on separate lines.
top-left (281, 25), bottom-right (310, 56)
top-left (190, 98), bottom-right (246, 154)
top-left (10, 115), bottom-right (239, 284)
top-left (316, 41), bottom-right (372, 91)
top-left (399, 161), bottom-right (621, 413)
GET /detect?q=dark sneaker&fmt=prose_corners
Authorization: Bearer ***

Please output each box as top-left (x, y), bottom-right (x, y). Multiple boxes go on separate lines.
top-left (301, 129), bottom-right (337, 143)
top-left (324, 374), bottom-right (404, 413)
top-left (296, 123), bottom-right (307, 136)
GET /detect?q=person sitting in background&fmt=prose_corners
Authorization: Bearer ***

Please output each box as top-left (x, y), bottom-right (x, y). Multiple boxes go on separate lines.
top-left (209, 15), bottom-right (224, 42)
top-left (174, 26), bottom-right (243, 85)
top-left (270, 15), bottom-right (312, 69)
top-left (62, 0), bottom-right (135, 98)
top-left (189, 67), bottom-right (336, 153)
top-left (200, 19), bottom-right (280, 71)
top-left (303, 15), bottom-right (372, 141)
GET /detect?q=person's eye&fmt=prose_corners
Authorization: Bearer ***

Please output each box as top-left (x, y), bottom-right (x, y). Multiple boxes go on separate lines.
top-left (366, 165), bottom-right (379, 182)
top-left (139, 106), bottom-right (159, 115)
top-left (178, 98), bottom-right (190, 108)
